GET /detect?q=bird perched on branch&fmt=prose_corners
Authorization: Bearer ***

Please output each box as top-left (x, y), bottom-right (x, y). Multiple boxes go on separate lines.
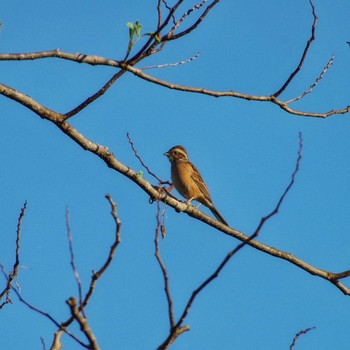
top-left (164, 145), bottom-right (228, 226)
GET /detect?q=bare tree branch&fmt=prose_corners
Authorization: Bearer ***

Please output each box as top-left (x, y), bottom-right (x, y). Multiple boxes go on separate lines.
top-left (63, 70), bottom-right (126, 119)
top-left (0, 49), bottom-right (121, 66)
top-left (0, 201), bottom-right (27, 308)
top-left (290, 326), bottom-right (316, 349)
top-left (6, 284), bottom-right (88, 347)
top-left (167, 0), bottom-right (219, 41)
top-left (1, 1), bottom-right (348, 118)
top-left (121, 65), bottom-right (350, 118)
top-left (273, 0), bottom-right (318, 98)
top-left (80, 194), bottom-right (122, 310)
top-left (54, 193), bottom-right (122, 348)
top-left (157, 326), bottom-right (190, 350)
top-left (65, 207), bottom-right (85, 317)
top-left (286, 55), bottom-right (335, 104)
top-left (155, 199), bottom-right (175, 329)
top-left (157, 0), bottom-right (163, 29)
top-left (127, 132), bottom-right (164, 183)
top-left (0, 195), bottom-right (121, 349)
top-left (141, 52), bottom-right (200, 70)
top-left (40, 337), bottom-right (47, 350)
top-left (0, 264), bottom-right (12, 308)
top-left (60, 196), bottom-right (122, 348)
top-left (254, 132), bottom-right (302, 233)
top-left (66, 297), bottom-right (99, 350)
top-left (50, 331), bottom-right (63, 350)
top-left (127, 137), bottom-right (175, 329)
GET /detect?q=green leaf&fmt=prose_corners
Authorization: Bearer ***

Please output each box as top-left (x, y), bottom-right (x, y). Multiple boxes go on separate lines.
top-left (134, 21), bottom-right (142, 38)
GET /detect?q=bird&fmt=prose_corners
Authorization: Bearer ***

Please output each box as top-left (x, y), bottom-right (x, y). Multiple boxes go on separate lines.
top-left (164, 145), bottom-right (228, 226)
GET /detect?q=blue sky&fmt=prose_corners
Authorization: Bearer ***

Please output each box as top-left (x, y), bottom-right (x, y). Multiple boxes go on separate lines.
top-left (1, 1), bottom-right (350, 349)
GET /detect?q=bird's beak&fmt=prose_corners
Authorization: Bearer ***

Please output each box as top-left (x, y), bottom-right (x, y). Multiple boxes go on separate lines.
top-left (164, 151), bottom-right (169, 157)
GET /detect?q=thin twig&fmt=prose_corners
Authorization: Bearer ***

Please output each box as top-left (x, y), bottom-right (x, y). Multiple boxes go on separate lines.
top-left (80, 194), bottom-right (121, 310)
top-left (0, 201), bottom-right (27, 308)
top-left (65, 207), bottom-right (85, 317)
top-left (253, 132), bottom-right (303, 234)
top-left (167, 0), bottom-right (208, 38)
top-left (64, 70), bottom-right (125, 119)
top-left (127, 132), bottom-right (164, 183)
top-left (157, 0), bottom-right (163, 29)
top-left (40, 337), bottom-right (47, 350)
top-left (167, 0), bottom-right (219, 41)
top-left (4, 282), bottom-right (88, 348)
top-left (273, 0), bottom-right (318, 97)
top-left (54, 194), bottom-right (121, 346)
top-left (155, 199), bottom-right (175, 329)
top-left (161, 0), bottom-right (177, 27)
top-left (141, 52), bottom-right (200, 70)
top-left (0, 264), bottom-right (12, 308)
top-left (286, 55), bottom-right (334, 104)
top-left (290, 326), bottom-right (316, 349)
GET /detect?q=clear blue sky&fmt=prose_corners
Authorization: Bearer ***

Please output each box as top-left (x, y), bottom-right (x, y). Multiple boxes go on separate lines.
top-left (1, 1), bottom-right (350, 349)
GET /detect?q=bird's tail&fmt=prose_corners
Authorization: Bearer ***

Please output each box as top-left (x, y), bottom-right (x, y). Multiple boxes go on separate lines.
top-left (210, 205), bottom-right (229, 226)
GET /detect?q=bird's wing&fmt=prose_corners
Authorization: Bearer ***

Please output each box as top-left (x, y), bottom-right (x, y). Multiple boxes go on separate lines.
top-left (189, 162), bottom-right (212, 201)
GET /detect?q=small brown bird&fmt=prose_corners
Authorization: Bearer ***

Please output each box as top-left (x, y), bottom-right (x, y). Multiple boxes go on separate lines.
top-left (164, 145), bottom-right (228, 226)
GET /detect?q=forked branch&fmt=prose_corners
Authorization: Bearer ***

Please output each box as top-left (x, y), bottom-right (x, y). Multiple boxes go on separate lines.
top-left (273, 0), bottom-right (318, 98)
top-left (0, 0), bottom-right (348, 118)
top-left (3, 196), bottom-right (122, 349)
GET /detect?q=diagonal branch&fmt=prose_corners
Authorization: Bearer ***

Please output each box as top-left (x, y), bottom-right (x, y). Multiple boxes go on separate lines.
top-left (80, 194), bottom-right (122, 310)
top-left (65, 207), bottom-right (85, 317)
top-left (286, 55), bottom-right (334, 104)
top-left (290, 326), bottom-right (316, 350)
top-left (168, 0), bottom-right (219, 41)
top-left (272, 0), bottom-right (318, 98)
top-left (155, 199), bottom-right (175, 330)
top-left (127, 132), bottom-right (164, 183)
top-left (254, 132), bottom-right (302, 233)
top-left (2, 280), bottom-right (88, 348)
top-left (120, 65), bottom-right (350, 118)
top-left (141, 52), bottom-right (200, 70)
top-left (0, 49), bottom-right (121, 66)
top-left (0, 201), bottom-right (27, 308)
top-left (63, 70), bottom-right (126, 119)
top-left (66, 297), bottom-right (100, 350)
top-left (0, 84), bottom-right (349, 296)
